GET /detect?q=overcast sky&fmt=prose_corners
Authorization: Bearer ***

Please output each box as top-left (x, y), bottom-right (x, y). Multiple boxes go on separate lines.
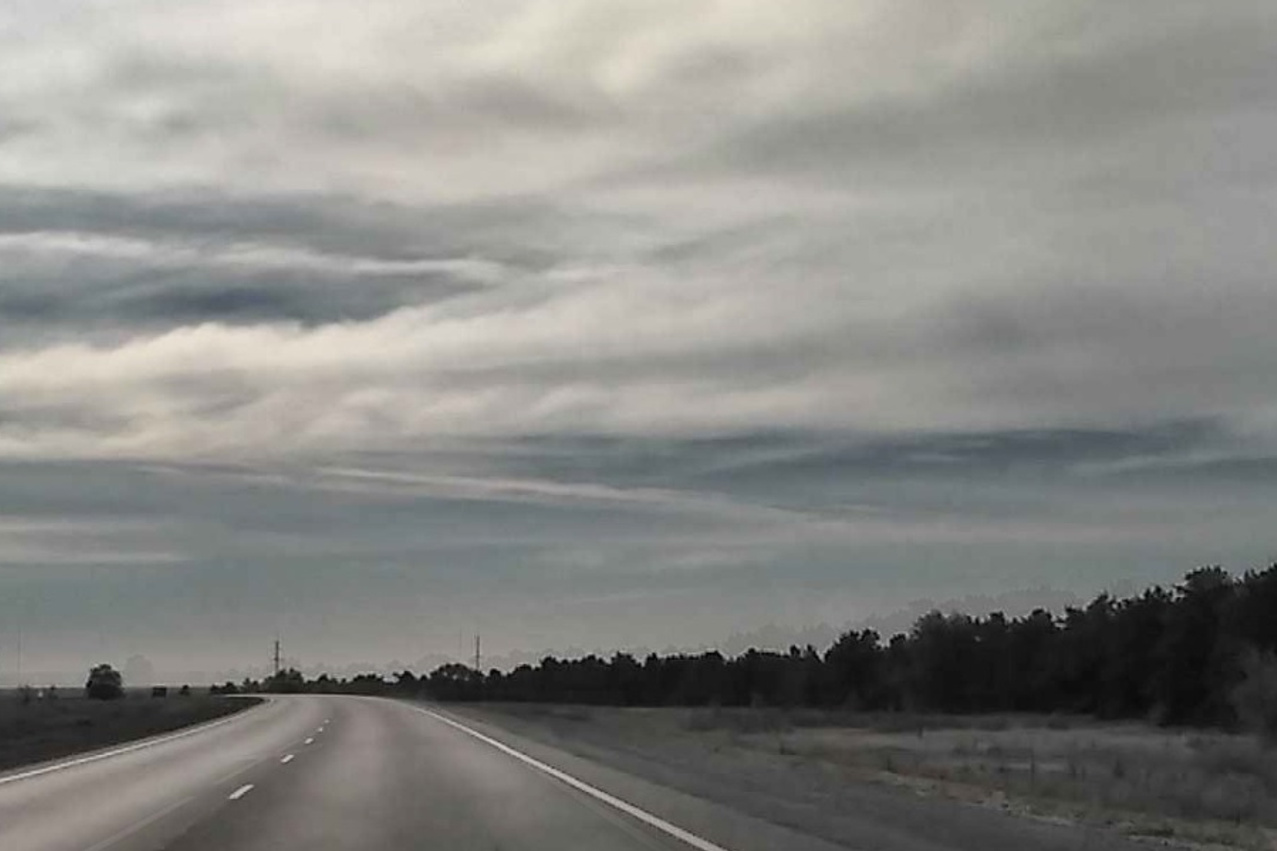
top-left (2, 0), bottom-right (1276, 681)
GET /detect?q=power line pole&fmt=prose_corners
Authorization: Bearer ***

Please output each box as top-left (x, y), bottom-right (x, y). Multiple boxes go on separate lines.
top-left (273, 637), bottom-right (281, 678)
top-left (474, 633), bottom-right (480, 673)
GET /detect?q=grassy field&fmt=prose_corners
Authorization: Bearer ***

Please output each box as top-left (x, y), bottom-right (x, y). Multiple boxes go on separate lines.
top-left (684, 708), bottom-right (1277, 848)
top-left (472, 704), bottom-right (1277, 850)
top-left (0, 689), bottom-right (261, 774)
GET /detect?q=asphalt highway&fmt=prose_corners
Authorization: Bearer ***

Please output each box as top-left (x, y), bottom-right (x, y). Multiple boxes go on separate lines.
top-left (0, 695), bottom-right (845, 851)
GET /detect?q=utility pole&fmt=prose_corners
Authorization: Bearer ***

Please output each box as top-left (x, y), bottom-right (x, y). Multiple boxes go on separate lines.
top-left (273, 637), bottom-right (282, 678)
top-left (474, 633), bottom-right (481, 673)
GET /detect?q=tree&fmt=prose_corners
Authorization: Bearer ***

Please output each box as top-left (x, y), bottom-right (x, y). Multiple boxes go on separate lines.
top-left (1150, 567), bottom-right (1236, 725)
top-left (265, 667), bottom-right (306, 694)
top-left (823, 629), bottom-right (882, 708)
top-left (1231, 648), bottom-right (1277, 741)
top-left (86, 663), bottom-right (124, 700)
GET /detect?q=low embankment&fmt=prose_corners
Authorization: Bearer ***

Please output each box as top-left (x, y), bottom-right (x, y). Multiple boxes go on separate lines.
top-left (449, 704), bottom-right (1277, 851)
top-left (0, 690), bottom-right (261, 773)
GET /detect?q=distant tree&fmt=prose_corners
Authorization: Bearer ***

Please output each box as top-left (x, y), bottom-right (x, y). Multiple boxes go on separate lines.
top-left (823, 629), bottom-right (883, 708)
top-left (265, 667), bottom-right (306, 694)
top-left (86, 663), bottom-right (124, 700)
top-left (258, 562), bottom-right (1276, 734)
top-left (1150, 567), bottom-right (1236, 725)
top-left (1229, 565), bottom-right (1277, 653)
top-left (179, 684), bottom-right (192, 697)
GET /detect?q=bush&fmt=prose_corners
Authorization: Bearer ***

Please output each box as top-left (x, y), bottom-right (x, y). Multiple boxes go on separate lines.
top-left (85, 663), bottom-right (124, 700)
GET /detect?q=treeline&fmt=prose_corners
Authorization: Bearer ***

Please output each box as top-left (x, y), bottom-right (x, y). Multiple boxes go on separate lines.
top-left (243, 565), bottom-right (1277, 730)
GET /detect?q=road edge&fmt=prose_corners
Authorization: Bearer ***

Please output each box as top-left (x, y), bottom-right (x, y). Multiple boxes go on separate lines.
top-left (0, 696), bottom-right (269, 787)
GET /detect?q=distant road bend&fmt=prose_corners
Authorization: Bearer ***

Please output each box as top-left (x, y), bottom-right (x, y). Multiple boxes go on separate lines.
top-left (0, 695), bottom-right (845, 851)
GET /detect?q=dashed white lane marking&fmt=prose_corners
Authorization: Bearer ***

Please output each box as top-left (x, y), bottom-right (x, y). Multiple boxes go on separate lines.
top-left (280, 754), bottom-right (295, 764)
top-left (317, 727), bottom-right (325, 733)
top-left (228, 784), bottom-right (255, 801)
top-left (303, 737), bottom-right (314, 745)
top-left (0, 699), bottom-right (268, 787)
top-left (411, 706), bottom-right (733, 851)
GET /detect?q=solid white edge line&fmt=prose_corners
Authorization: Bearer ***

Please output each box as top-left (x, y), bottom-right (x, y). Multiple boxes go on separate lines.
top-left (411, 705), bottom-right (733, 851)
top-left (0, 698), bottom-right (271, 787)
top-left (228, 783), bottom-right (255, 801)
top-left (280, 754), bottom-right (295, 764)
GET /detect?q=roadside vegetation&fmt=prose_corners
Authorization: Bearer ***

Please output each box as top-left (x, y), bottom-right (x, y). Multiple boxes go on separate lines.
top-left (389, 565), bottom-right (1277, 735)
top-left (692, 708), bottom-right (1277, 848)
top-left (467, 703), bottom-right (1277, 850)
top-left (0, 686), bottom-right (259, 774)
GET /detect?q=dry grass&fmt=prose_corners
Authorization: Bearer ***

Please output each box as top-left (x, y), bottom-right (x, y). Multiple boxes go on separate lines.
top-left (680, 707), bottom-right (1277, 848)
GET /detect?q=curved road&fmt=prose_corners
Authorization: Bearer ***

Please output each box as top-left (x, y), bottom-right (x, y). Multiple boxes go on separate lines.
top-left (0, 696), bottom-right (840, 851)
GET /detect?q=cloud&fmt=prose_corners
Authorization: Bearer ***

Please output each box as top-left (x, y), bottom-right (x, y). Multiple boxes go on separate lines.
top-left (2, 0), bottom-right (1276, 669)
top-left (0, 516), bottom-right (186, 566)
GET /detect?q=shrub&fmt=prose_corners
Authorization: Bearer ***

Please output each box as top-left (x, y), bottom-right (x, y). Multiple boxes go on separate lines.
top-left (85, 663), bottom-right (124, 700)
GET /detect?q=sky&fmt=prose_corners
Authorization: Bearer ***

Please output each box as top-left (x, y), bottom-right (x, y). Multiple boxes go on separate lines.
top-left (2, 0), bottom-right (1276, 682)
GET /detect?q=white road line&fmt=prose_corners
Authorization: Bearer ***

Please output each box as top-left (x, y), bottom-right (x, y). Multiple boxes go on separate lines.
top-left (411, 706), bottom-right (733, 851)
top-left (317, 727), bottom-right (325, 733)
top-left (303, 737), bottom-right (314, 745)
top-left (0, 699), bottom-right (269, 787)
top-left (228, 784), bottom-right (255, 801)
top-left (280, 754), bottom-right (295, 764)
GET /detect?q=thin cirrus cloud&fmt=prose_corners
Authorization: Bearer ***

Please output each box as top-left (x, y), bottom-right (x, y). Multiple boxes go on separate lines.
top-left (0, 0), bottom-right (1275, 676)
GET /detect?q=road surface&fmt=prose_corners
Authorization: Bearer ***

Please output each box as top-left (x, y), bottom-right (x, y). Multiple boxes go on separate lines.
top-left (0, 695), bottom-right (847, 851)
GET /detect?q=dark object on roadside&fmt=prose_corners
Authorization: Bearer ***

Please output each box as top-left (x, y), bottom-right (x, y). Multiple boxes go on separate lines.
top-left (86, 664), bottom-right (125, 700)
top-left (179, 684), bottom-right (192, 697)
top-left (151, 686), bottom-right (169, 698)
